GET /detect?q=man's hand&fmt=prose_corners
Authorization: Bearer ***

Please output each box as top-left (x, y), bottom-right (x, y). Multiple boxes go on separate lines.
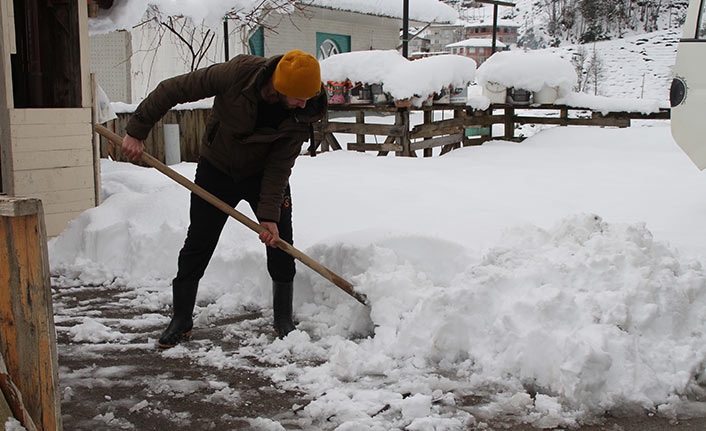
top-left (259, 221), bottom-right (280, 248)
top-left (122, 133), bottom-right (144, 161)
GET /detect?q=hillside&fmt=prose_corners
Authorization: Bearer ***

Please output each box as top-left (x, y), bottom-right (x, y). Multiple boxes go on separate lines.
top-left (447, 0), bottom-right (688, 49)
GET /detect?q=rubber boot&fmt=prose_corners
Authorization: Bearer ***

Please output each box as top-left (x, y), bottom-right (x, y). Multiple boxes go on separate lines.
top-left (158, 280), bottom-right (198, 348)
top-left (273, 281), bottom-right (296, 338)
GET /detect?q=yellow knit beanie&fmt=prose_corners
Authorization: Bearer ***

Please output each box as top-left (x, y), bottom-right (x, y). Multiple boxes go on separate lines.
top-left (272, 50), bottom-right (321, 99)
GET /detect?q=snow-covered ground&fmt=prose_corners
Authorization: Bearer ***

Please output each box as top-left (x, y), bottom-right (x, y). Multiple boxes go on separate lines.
top-left (50, 118), bottom-right (706, 429)
top-left (47, 20), bottom-right (706, 430)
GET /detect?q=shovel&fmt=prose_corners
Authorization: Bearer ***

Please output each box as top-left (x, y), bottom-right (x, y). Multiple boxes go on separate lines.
top-left (94, 124), bottom-right (368, 306)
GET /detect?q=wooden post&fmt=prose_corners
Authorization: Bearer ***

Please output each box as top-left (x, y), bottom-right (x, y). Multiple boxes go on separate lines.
top-left (0, 197), bottom-right (62, 431)
top-left (355, 111), bottom-right (365, 152)
top-left (504, 106), bottom-right (515, 140)
top-left (397, 108), bottom-right (411, 157)
top-left (89, 74), bottom-right (102, 206)
top-left (560, 107), bottom-right (569, 126)
top-left (423, 110), bottom-right (433, 157)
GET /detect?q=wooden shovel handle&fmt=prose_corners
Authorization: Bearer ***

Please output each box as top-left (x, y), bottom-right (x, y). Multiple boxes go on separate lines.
top-left (94, 124), bottom-right (368, 306)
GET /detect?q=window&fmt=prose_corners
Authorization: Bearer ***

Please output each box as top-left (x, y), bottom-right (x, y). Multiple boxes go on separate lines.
top-left (11, 1), bottom-right (82, 108)
top-left (316, 32), bottom-right (351, 60)
top-left (469, 47), bottom-right (476, 54)
top-left (698, 0), bottom-right (706, 39)
top-left (248, 27), bottom-right (264, 56)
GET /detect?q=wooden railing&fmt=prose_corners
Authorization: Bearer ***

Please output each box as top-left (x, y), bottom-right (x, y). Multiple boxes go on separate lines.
top-left (101, 103), bottom-right (670, 163)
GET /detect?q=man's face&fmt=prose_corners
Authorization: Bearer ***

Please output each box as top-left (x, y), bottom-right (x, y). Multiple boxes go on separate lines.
top-left (281, 94), bottom-right (308, 109)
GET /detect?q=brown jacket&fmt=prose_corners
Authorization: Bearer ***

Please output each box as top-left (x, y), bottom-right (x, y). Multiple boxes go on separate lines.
top-left (126, 54), bottom-right (327, 222)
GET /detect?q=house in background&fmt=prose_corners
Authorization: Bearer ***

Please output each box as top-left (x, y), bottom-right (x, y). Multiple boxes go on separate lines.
top-left (0, 0), bottom-right (98, 237)
top-left (90, 3), bottom-right (453, 104)
top-left (464, 19), bottom-right (519, 45)
top-left (446, 37), bottom-right (508, 64)
top-left (425, 24), bottom-right (466, 52)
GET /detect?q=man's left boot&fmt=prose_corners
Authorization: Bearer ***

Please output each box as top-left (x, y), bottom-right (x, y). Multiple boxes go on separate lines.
top-left (273, 280), bottom-right (296, 338)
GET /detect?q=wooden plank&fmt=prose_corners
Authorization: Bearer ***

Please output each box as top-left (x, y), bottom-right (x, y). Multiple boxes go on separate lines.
top-left (504, 107), bottom-right (515, 140)
top-left (12, 134), bottom-right (92, 153)
top-left (322, 121), bottom-right (405, 136)
top-left (13, 165), bottom-right (94, 195)
top-left (410, 134), bottom-right (463, 152)
top-left (10, 122), bottom-right (92, 139)
top-left (43, 196), bottom-right (95, 215)
top-left (12, 149), bottom-right (93, 171)
top-left (347, 143), bottom-right (403, 152)
top-left (0, 200), bottom-right (61, 431)
top-left (23, 187), bottom-right (94, 206)
top-left (0, 354), bottom-right (39, 431)
top-left (423, 110), bottom-right (433, 158)
top-left (514, 116), bottom-right (631, 127)
top-left (44, 211), bottom-right (84, 238)
top-left (0, 198), bottom-right (41, 217)
top-left (355, 111), bottom-right (365, 153)
top-left (410, 115), bottom-right (503, 139)
top-left (325, 133), bottom-right (342, 151)
top-left (9, 108), bottom-right (90, 125)
top-left (377, 135), bottom-right (397, 157)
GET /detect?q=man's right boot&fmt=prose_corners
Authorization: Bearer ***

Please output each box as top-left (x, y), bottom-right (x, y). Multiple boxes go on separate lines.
top-left (158, 280), bottom-right (198, 348)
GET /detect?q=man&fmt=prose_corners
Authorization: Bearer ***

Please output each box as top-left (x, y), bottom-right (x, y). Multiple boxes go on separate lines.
top-left (121, 49), bottom-right (327, 347)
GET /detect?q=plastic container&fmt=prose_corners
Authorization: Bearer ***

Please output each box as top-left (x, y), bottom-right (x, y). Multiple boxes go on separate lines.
top-left (450, 85), bottom-right (468, 104)
top-left (483, 81), bottom-right (507, 104)
top-left (349, 82), bottom-right (372, 104)
top-left (532, 85), bottom-right (559, 105)
top-left (506, 87), bottom-right (531, 105)
top-left (325, 81), bottom-right (349, 104)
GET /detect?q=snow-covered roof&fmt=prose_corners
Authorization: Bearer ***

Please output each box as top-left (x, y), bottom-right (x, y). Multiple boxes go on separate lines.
top-left (447, 38), bottom-right (507, 48)
top-left (303, 0), bottom-right (458, 23)
top-left (476, 50), bottom-right (577, 92)
top-left (89, 0), bottom-right (458, 35)
top-left (320, 50), bottom-right (476, 101)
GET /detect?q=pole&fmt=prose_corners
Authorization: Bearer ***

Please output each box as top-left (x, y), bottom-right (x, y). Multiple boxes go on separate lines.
top-left (402, 0), bottom-right (409, 58)
top-left (223, 18), bottom-right (229, 61)
top-left (93, 125), bottom-right (369, 306)
top-left (492, 4), bottom-right (498, 54)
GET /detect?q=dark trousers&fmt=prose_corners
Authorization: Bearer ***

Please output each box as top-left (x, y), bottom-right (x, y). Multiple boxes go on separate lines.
top-left (174, 158), bottom-right (295, 286)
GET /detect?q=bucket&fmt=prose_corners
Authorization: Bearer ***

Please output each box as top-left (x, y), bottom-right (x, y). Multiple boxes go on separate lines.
top-left (349, 82), bottom-right (372, 104)
top-left (483, 81), bottom-right (507, 104)
top-left (325, 81), bottom-right (349, 104)
top-left (450, 85), bottom-right (468, 104)
top-left (532, 85), bottom-right (559, 105)
top-left (506, 87), bottom-right (531, 106)
top-left (370, 84), bottom-right (390, 104)
top-left (433, 86), bottom-right (450, 104)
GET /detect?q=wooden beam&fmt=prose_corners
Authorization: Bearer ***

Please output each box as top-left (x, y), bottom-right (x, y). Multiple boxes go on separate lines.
top-left (410, 134), bottom-right (464, 152)
top-left (0, 354), bottom-right (39, 431)
top-left (410, 115), bottom-right (503, 139)
top-left (355, 111), bottom-right (365, 153)
top-left (514, 116), bottom-right (631, 128)
top-left (0, 197), bottom-right (61, 431)
top-left (320, 121), bottom-right (405, 137)
top-left (347, 143), bottom-right (403, 152)
top-left (504, 107), bottom-right (515, 140)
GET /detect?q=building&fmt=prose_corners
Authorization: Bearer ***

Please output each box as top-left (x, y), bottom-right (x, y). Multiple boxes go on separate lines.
top-left (464, 19), bottom-right (519, 45)
top-left (446, 37), bottom-right (507, 64)
top-left (425, 24), bottom-right (466, 52)
top-left (0, 0), bottom-right (99, 237)
top-left (408, 35), bottom-right (431, 55)
top-left (90, 3), bottom-right (454, 104)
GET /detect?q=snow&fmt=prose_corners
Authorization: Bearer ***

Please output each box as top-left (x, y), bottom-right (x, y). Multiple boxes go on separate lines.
top-left (4, 418), bottom-right (26, 431)
top-left (50, 121), bottom-right (706, 428)
top-left (88, 0), bottom-right (457, 35)
top-left (320, 50), bottom-right (476, 100)
top-left (476, 50), bottom-right (578, 93)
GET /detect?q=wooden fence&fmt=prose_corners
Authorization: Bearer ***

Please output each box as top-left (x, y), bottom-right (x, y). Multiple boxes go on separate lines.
top-left (101, 103), bottom-right (670, 163)
top-left (0, 197), bottom-right (61, 431)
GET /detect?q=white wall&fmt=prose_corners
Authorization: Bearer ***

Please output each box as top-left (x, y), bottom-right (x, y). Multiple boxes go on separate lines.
top-left (262, 7), bottom-right (401, 57)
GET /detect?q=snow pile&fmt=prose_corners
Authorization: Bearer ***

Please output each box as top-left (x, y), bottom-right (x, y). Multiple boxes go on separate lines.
top-left (89, 0), bottom-right (456, 35)
top-left (321, 50), bottom-right (476, 100)
top-left (556, 92), bottom-right (663, 114)
top-left (49, 124), bottom-right (706, 427)
top-left (305, 0), bottom-right (457, 23)
top-left (476, 50), bottom-right (578, 93)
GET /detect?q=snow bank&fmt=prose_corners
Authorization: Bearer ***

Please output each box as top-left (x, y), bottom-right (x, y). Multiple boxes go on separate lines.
top-left (321, 50), bottom-right (476, 100)
top-left (476, 51), bottom-right (578, 93)
top-left (49, 124), bottom-right (706, 428)
top-left (557, 92), bottom-right (663, 114)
